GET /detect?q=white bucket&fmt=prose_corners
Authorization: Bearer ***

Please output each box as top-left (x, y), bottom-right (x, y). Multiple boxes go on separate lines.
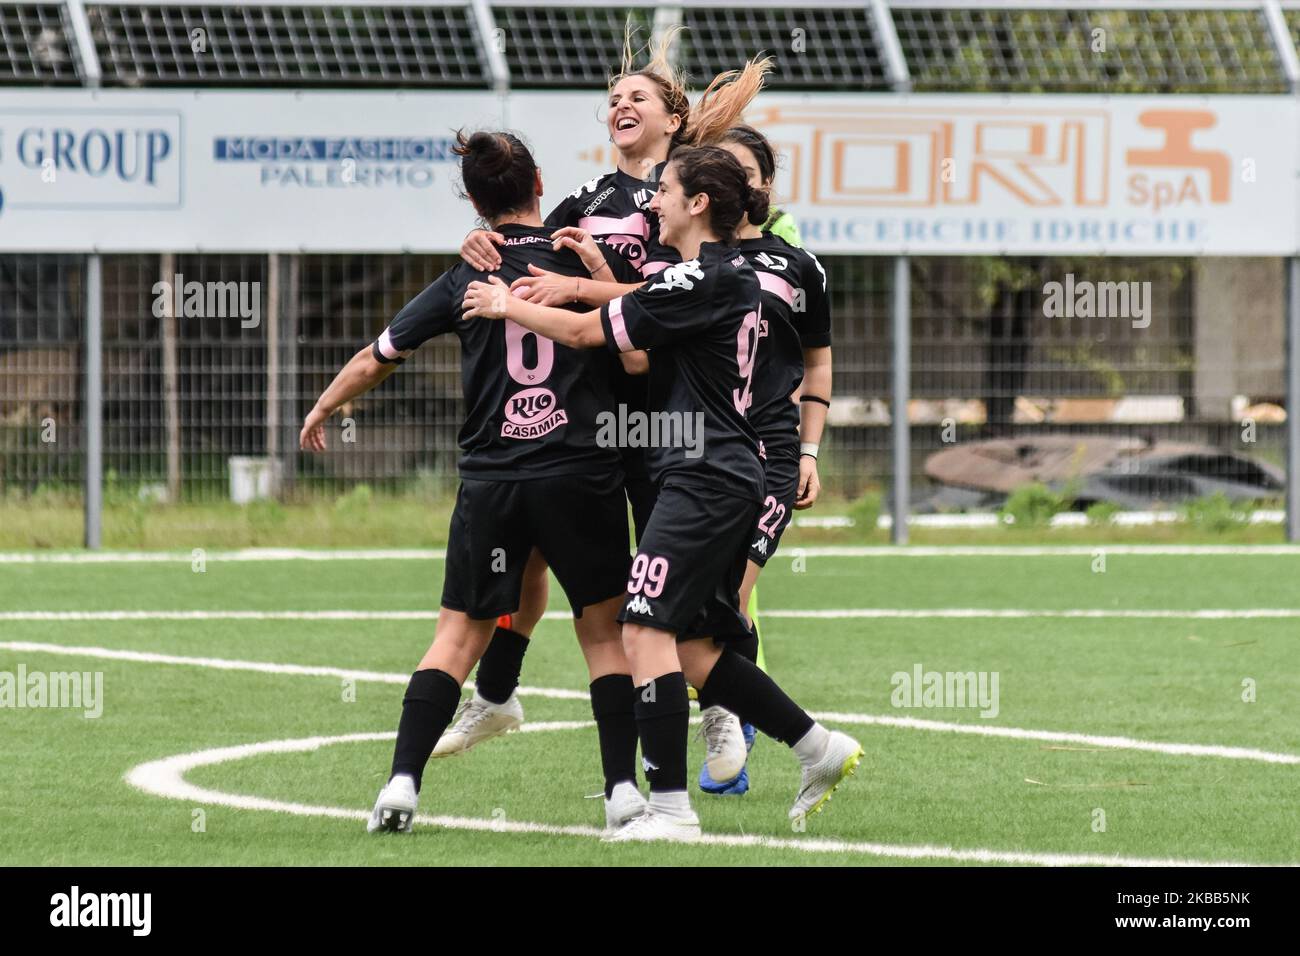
top-left (228, 456), bottom-right (278, 504)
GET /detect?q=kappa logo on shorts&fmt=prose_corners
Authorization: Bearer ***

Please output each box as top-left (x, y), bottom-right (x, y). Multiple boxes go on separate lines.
top-left (751, 537), bottom-right (769, 556)
top-left (625, 595), bottom-right (654, 616)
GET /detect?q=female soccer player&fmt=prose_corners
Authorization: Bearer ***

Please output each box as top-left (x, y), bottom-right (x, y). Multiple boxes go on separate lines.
top-left (438, 36), bottom-right (772, 787)
top-left (300, 130), bottom-right (649, 835)
top-left (690, 125), bottom-right (835, 795)
top-left (463, 145), bottom-right (863, 842)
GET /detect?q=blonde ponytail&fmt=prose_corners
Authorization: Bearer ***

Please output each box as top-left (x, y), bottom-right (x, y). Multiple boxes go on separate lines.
top-left (681, 56), bottom-right (774, 148)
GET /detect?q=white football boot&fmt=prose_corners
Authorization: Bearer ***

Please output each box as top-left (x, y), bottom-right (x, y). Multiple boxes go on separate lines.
top-left (367, 773), bottom-right (418, 834)
top-left (697, 706), bottom-right (748, 782)
top-left (603, 781), bottom-right (649, 835)
top-left (602, 806), bottom-right (702, 844)
top-left (431, 690), bottom-right (524, 757)
top-left (789, 730), bottom-right (864, 821)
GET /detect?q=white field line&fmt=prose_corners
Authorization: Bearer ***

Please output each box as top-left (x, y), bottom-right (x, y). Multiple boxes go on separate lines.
top-left (7, 640), bottom-right (1297, 767)
top-left (0, 641), bottom-right (588, 701)
top-left (124, 731), bottom-right (1264, 867)
top-left (7, 544), bottom-right (1300, 563)
top-left (5, 607), bottom-right (1300, 622)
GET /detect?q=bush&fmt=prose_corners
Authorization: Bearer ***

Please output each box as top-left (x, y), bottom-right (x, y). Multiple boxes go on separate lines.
top-left (1086, 501), bottom-right (1122, 526)
top-left (1181, 492), bottom-right (1252, 533)
top-left (848, 490), bottom-right (882, 533)
top-left (1000, 482), bottom-right (1071, 529)
top-left (333, 483), bottom-right (374, 516)
top-left (246, 499), bottom-right (287, 540)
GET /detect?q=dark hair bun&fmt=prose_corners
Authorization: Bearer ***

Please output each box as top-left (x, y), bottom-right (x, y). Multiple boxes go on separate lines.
top-left (451, 128), bottom-right (538, 221)
top-left (458, 131), bottom-right (513, 177)
top-left (744, 183), bottom-right (771, 227)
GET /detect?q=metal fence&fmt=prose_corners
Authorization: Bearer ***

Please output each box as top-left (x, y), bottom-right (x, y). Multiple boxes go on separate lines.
top-left (1, 0), bottom-right (1299, 544)
top-left (1, 252), bottom-right (1287, 507)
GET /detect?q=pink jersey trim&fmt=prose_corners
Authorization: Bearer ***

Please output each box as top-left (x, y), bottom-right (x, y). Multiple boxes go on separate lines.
top-left (757, 271), bottom-right (797, 306)
top-left (607, 296), bottom-right (634, 353)
top-left (376, 328), bottom-right (412, 361)
top-left (578, 212), bottom-right (650, 239)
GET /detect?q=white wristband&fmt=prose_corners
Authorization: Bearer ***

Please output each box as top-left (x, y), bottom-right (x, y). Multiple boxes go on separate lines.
top-left (800, 442), bottom-right (820, 459)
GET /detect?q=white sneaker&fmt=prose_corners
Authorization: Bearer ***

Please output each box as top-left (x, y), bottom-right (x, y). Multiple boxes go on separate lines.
top-left (367, 773), bottom-right (418, 834)
top-left (431, 691), bottom-right (524, 756)
top-left (789, 730), bottom-right (864, 821)
top-left (602, 807), bottom-right (701, 844)
top-left (696, 706), bottom-right (747, 782)
top-left (604, 781), bottom-right (648, 834)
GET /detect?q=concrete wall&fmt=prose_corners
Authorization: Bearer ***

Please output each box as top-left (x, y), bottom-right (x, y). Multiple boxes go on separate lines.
top-left (1193, 258), bottom-right (1286, 419)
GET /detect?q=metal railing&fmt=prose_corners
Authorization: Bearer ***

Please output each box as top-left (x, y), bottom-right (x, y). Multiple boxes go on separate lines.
top-left (8, 1), bottom-right (1300, 92)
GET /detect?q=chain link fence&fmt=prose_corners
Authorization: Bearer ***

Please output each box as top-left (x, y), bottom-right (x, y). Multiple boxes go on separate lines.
top-left (3, 251), bottom-right (1285, 508)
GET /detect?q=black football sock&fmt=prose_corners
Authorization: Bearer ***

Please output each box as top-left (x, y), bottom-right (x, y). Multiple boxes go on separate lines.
top-left (390, 668), bottom-right (462, 792)
top-left (589, 674), bottom-right (639, 798)
top-left (731, 628), bottom-right (761, 666)
top-left (633, 671), bottom-right (690, 794)
top-left (473, 626), bottom-right (530, 704)
top-left (695, 681), bottom-right (717, 710)
top-left (697, 628), bottom-right (760, 710)
top-left (698, 651), bottom-right (814, 747)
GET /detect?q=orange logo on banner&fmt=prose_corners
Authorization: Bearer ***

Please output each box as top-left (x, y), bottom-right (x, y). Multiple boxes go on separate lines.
top-left (670, 104), bottom-right (1236, 211)
top-left (1124, 110), bottom-right (1229, 202)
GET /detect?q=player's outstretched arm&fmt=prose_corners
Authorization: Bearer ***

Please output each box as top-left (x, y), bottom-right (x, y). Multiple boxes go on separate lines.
top-left (511, 266), bottom-right (642, 308)
top-left (794, 345), bottom-right (832, 509)
top-left (510, 227), bottom-right (644, 307)
top-left (463, 276), bottom-right (604, 349)
top-left (619, 350), bottom-right (649, 375)
top-left (300, 347), bottom-right (396, 451)
top-left (574, 278), bottom-right (644, 306)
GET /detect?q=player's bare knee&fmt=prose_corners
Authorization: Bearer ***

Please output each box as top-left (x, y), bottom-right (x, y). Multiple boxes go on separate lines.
top-left (676, 639), bottom-right (722, 687)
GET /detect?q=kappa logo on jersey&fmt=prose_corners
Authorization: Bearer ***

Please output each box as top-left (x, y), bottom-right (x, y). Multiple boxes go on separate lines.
top-left (756, 251), bottom-right (789, 272)
top-left (583, 186), bottom-right (616, 216)
top-left (751, 536), bottom-right (769, 556)
top-left (501, 386), bottom-right (569, 439)
top-left (647, 259), bottom-right (705, 293)
top-left (632, 187), bottom-right (654, 209)
top-left (625, 595), bottom-right (654, 616)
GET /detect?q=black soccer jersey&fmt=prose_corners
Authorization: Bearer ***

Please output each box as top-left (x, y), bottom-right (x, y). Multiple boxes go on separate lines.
top-left (545, 163), bottom-right (680, 485)
top-left (372, 224), bottom-right (640, 481)
top-left (736, 232), bottom-right (832, 456)
top-left (599, 242), bottom-right (765, 501)
top-left (545, 163), bottom-right (679, 279)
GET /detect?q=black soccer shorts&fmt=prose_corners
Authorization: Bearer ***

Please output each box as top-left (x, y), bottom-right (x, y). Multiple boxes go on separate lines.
top-left (441, 470), bottom-right (631, 620)
top-left (616, 479), bottom-right (759, 642)
top-left (747, 451), bottom-right (800, 567)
